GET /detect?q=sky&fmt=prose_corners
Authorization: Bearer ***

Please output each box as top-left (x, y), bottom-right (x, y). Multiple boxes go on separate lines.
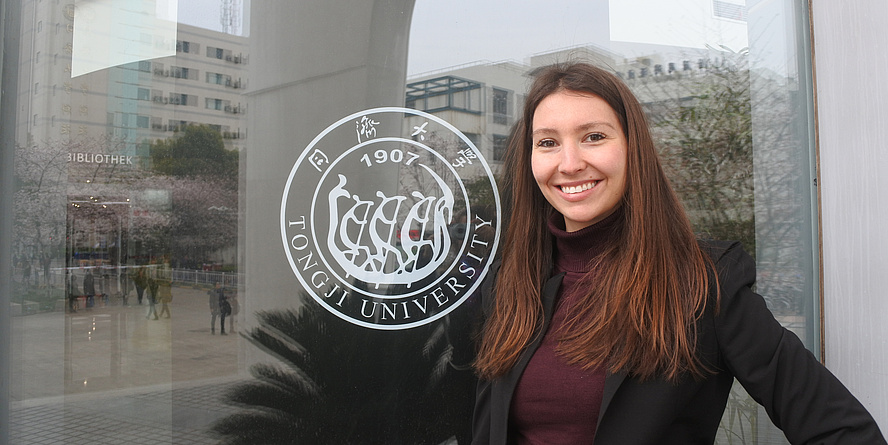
top-left (406, 0), bottom-right (749, 76)
top-left (175, 0), bottom-right (772, 77)
top-left (405, 0), bottom-right (613, 75)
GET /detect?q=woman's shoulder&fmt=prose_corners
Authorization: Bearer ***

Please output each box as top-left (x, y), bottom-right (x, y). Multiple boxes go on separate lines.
top-left (696, 239), bottom-right (756, 294)
top-left (697, 239), bottom-right (747, 262)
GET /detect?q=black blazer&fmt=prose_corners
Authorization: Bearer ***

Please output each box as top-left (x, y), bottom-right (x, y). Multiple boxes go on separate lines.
top-left (472, 241), bottom-right (885, 444)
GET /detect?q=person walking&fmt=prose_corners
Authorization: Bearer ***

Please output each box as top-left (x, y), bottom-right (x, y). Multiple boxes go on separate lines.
top-left (66, 271), bottom-right (79, 313)
top-left (145, 267), bottom-right (159, 320)
top-left (82, 268), bottom-right (95, 309)
top-left (209, 282), bottom-right (222, 334)
top-left (156, 261), bottom-right (172, 318)
top-left (218, 287), bottom-right (231, 335)
top-left (131, 266), bottom-right (147, 305)
top-left (41, 252), bottom-right (52, 286)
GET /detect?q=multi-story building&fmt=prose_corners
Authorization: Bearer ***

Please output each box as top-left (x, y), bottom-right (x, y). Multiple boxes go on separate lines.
top-left (405, 61), bottom-right (527, 167)
top-left (404, 45), bottom-right (736, 168)
top-left (16, 2), bottom-right (248, 158)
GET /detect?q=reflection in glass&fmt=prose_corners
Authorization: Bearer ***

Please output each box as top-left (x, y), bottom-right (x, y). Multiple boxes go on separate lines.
top-left (5, 0), bottom-right (816, 443)
top-left (212, 292), bottom-right (475, 444)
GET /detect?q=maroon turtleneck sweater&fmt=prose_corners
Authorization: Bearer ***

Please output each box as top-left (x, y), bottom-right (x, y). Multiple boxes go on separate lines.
top-left (509, 211), bottom-right (620, 445)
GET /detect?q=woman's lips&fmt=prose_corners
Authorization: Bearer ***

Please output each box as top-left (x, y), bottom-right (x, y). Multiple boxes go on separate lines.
top-left (559, 180), bottom-right (599, 194)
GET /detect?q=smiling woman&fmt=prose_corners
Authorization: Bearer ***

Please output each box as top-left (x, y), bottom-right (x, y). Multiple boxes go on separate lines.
top-left (471, 62), bottom-right (886, 445)
top-left (530, 91), bottom-right (627, 232)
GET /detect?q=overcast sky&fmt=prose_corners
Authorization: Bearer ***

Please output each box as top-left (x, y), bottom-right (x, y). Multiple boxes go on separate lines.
top-left (177, 0), bottom-right (760, 76)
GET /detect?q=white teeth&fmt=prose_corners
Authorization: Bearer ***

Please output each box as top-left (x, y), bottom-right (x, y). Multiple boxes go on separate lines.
top-left (562, 182), bottom-right (596, 194)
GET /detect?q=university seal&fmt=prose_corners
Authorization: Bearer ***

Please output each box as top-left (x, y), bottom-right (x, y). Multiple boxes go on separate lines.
top-left (281, 107), bottom-right (500, 329)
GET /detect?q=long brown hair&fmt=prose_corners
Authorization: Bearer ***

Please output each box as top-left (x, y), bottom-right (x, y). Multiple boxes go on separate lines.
top-left (474, 63), bottom-right (715, 382)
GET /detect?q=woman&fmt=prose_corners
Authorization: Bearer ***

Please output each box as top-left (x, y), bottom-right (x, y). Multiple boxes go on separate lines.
top-left (155, 260), bottom-right (173, 318)
top-left (471, 63), bottom-right (885, 444)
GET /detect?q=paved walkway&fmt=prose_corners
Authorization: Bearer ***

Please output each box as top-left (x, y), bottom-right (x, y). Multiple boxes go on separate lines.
top-left (10, 285), bottom-right (247, 444)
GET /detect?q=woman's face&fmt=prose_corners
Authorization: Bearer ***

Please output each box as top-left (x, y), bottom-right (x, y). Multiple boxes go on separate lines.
top-left (530, 90), bottom-right (627, 232)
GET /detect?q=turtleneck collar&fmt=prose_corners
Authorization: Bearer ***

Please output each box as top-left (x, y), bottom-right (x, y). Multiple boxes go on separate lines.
top-left (547, 207), bottom-right (623, 274)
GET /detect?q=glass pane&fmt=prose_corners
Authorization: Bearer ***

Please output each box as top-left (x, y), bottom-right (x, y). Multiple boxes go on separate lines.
top-left (2, 0), bottom-right (817, 444)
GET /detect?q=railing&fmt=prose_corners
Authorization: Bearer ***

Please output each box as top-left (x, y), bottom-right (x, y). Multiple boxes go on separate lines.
top-left (171, 268), bottom-right (241, 288)
top-left (16, 265), bottom-right (243, 290)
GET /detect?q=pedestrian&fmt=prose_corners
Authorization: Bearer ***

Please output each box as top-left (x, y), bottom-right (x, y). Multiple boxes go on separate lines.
top-left (155, 261), bottom-right (172, 318)
top-left (471, 62), bottom-right (885, 444)
top-left (120, 269), bottom-right (130, 306)
top-left (131, 266), bottom-right (147, 305)
top-left (218, 287), bottom-right (232, 335)
top-left (145, 267), bottom-right (159, 320)
top-left (22, 257), bottom-right (31, 286)
top-left (209, 282), bottom-right (222, 334)
top-left (82, 268), bottom-right (95, 309)
top-left (101, 271), bottom-right (110, 305)
top-left (227, 291), bottom-right (238, 333)
top-left (41, 252), bottom-right (51, 286)
top-left (66, 271), bottom-right (79, 313)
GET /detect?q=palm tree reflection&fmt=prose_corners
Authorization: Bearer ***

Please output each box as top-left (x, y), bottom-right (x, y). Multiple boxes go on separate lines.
top-left (212, 293), bottom-right (476, 444)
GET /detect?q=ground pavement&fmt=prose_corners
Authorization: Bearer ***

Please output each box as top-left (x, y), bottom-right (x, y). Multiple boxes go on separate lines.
top-left (9, 285), bottom-right (246, 444)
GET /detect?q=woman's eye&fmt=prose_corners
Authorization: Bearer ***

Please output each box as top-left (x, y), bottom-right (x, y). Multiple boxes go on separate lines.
top-left (535, 139), bottom-right (556, 148)
top-left (584, 133), bottom-right (605, 142)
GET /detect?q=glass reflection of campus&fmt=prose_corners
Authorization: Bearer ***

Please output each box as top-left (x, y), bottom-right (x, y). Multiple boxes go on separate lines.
top-left (3, 1), bottom-right (826, 443)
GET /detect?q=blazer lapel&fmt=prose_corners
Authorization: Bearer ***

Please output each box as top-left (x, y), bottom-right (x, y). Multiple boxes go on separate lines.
top-left (598, 370), bottom-right (627, 427)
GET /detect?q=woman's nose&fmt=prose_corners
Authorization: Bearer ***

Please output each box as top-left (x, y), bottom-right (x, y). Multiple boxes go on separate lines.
top-left (558, 144), bottom-right (584, 174)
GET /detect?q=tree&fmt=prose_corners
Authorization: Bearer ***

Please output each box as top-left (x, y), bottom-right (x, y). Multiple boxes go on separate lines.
top-left (150, 124), bottom-right (238, 179)
top-left (211, 297), bottom-right (476, 444)
top-left (643, 53), bottom-right (756, 254)
top-left (14, 141), bottom-right (70, 260)
top-left (14, 135), bottom-right (131, 263)
top-left (146, 125), bottom-right (239, 266)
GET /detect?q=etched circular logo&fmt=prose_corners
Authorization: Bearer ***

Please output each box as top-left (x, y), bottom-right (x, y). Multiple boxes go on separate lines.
top-left (281, 107), bottom-right (500, 330)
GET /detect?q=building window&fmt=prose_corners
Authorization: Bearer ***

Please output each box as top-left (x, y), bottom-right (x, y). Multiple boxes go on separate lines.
top-left (137, 88), bottom-right (150, 101)
top-left (207, 72), bottom-right (224, 85)
top-left (404, 76), bottom-right (483, 114)
top-left (208, 46), bottom-right (227, 59)
top-left (206, 98), bottom-right (224, 110)
top-left (492, 88), bottom-right (510, 125)
top-left (138, 60), bottom-right (152, 72)
top-left (169, 93), bottom-right (192, 105)
top-left (171, 66), bottom-right (196, 80)
top-left (136, 115), bottom-right (150, 128)
top-left (493, 134), bottom-right (508, 162)
top-left (168, 119), bottom-right (189, 131)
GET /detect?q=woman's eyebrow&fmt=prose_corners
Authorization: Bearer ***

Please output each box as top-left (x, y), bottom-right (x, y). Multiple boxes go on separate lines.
top-left (532, 121), bottom-right (618, 137)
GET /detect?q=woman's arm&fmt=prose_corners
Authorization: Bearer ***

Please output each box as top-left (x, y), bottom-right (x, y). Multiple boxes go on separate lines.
top-left (710, 241), bottom-right (886, 444)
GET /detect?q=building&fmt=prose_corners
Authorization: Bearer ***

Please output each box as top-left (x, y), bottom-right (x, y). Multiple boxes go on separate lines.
top-left (16, 3), bottom-right (248, 157)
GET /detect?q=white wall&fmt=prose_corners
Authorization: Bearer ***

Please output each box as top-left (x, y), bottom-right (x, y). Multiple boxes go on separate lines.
top-left (812, 1), bottom-right (888, 431)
